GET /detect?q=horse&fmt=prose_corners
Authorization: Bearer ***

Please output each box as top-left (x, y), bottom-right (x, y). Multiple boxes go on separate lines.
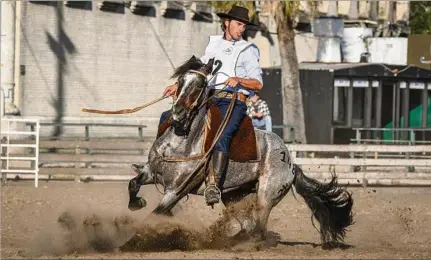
top-left (127, 55), bottom-right (354, 248)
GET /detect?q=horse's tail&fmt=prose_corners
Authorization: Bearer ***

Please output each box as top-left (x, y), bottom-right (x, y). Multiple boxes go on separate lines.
top-left (293, 164), bottom-right (354, 247)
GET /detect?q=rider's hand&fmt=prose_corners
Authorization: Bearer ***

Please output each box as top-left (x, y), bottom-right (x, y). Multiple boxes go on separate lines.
top-left (163, 83), bottom-right (178, 97)
top-left (224, 77), bottom-right (242, 87)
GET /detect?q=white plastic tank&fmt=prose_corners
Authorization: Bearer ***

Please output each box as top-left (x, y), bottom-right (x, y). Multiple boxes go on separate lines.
top-left (367, 37), bottom-right (407, 65)
top-left (316, 37), bottom-right (342, 62)
top-left (313, 16), bottom-right (344, 62)
top-left (341, 27), bottom-right (373, 63)
top-left (313, 16), bottom-right (344, 38)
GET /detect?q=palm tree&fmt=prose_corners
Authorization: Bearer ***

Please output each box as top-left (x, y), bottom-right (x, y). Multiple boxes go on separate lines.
top-left (211, 1), bottom-right (319, 144)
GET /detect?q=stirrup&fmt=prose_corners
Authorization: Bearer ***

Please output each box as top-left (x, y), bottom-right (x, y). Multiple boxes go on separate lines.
top-left (204, 184), bottom-right (221, 207)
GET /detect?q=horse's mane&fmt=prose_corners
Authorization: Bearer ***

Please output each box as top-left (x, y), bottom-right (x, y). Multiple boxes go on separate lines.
top-left (170, 56), bottom-right (204, 79)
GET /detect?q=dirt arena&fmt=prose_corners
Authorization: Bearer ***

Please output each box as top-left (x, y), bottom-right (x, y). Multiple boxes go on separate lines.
top-left (1, 180), bottom-right (430, 259)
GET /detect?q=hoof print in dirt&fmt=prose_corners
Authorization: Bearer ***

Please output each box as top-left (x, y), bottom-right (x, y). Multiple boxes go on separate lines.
top-left (83, 214), bottom-right (102, 227)
top-left (57, 211), bottom-right (76, 230)
top-left (113, 215), bottom-right (134, 228)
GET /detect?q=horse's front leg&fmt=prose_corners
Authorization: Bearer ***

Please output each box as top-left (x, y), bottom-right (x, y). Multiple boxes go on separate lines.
top-left (128, 163), bottom-right (153, 211)
top-left (151, 190), bottom-right (183, 216)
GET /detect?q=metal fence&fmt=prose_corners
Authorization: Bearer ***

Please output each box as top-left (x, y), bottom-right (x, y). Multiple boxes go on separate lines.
top-left (1, 118), bottom-right (40, 187)
top-left (2, 122), bottom-right (431, 187)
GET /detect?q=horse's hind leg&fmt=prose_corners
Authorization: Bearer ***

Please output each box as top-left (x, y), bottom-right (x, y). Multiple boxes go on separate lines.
top-left (208, 189), bottom-right (258, 242)
top-left (254, 166), bottom-right (295, 241)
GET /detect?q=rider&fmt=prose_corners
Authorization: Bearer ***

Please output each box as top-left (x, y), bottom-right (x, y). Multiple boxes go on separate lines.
top-left (161, 5), bottom-right (263, 206)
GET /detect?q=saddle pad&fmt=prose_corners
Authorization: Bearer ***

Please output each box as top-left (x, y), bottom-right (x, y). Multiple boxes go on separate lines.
top-left (156, 107), bottom-right (259, 162)
top-left (204, 104), bottom-right (259, 162)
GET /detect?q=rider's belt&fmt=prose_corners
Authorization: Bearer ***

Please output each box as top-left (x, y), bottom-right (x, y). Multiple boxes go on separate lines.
top-left (213, 91), bottom-right (248, 102)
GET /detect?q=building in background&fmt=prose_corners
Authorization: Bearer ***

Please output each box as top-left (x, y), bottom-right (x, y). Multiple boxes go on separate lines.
top-left (2, 0), bottom-right (428, 145)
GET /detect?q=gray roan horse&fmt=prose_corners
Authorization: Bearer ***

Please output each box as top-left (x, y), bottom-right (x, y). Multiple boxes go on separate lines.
top-left (127, 56), bottom-right (354, 248)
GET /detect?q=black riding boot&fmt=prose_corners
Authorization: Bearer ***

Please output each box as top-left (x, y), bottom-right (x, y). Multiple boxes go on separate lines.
top-left (205, 151), bottom-right (229, 207)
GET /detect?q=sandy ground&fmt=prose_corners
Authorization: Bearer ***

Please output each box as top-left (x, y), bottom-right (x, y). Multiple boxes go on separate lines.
top-left (1, 180), bottom-right (431, 259)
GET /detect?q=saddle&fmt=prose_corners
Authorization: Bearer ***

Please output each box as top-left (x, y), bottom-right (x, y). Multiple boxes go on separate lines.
top-left (157, 103), bottom-right (259, 162)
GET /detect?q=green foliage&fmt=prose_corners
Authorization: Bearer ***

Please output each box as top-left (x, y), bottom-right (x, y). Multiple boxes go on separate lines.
top-left (410, 1), bottom-right (431, 34)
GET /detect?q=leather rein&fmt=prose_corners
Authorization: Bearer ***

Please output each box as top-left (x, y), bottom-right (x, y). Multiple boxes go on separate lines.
top-left (81, 69), bottom-right (240, 196)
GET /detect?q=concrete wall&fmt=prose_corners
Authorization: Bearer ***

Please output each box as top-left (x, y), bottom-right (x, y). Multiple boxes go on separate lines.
top-left (18, 1), bottom-right (219, 136)
top-left (16, 1), bottom-right (317, 138)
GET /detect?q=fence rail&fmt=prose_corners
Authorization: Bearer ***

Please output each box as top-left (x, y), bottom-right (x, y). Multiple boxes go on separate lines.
top-left (352, 127), bottom-right (431, 144)
top-left (288, 144), bottom-right (431, 186)
top-left (2, 139), bottom-right (431, 186)
top-left (26, 122), bottom-right (149, 141)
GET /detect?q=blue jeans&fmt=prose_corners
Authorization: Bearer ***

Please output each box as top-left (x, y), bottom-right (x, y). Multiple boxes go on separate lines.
top-left (159, 110), bottom-right (171, 126)
top-left (212, 97), bottom-right (247, 153)
top-left (158, 98), bottom-right (247, 153)
top-left (252, 115), bottom-right (272, 132)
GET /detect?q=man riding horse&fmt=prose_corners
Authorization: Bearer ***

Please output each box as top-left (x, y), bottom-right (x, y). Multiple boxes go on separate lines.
top-left (127, 7), bottom-right (354, 245)
top-left (152, 6), bottom-right (263, 207)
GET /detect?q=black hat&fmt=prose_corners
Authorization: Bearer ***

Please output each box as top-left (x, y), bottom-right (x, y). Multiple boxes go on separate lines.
top-left (216, 6), bottom-right (257, 26)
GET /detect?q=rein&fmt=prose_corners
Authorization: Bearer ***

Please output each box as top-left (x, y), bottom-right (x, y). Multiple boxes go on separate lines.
top-left (81, 68), bottom-right (240, 197)
top-left (174, 86), bottom-right (239, 196)
top-left (81, 96), bottom-right (169, 114)
top-left (81, 69), bottom-right (221, 115)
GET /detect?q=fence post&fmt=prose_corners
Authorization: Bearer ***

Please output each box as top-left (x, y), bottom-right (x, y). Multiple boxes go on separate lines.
top-left (138, 126), bottom-right (143, 141)
top-left (84, 125), bottom-right (91, 168)
top-left (138, 126), bottom-right (145, 155)
top-left (74, 145), bottom-right (81, 182)
top-left (291, 151), bottom-right (297, 160)
top-left (351, 129), bottom-right (361, 172)
top-left (407, 130), bottom-right (415, 172)
top-left (1, 140), bottom-right (6, 185)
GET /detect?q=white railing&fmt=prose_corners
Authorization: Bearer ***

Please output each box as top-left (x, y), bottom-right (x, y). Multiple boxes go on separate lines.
top-left (287, 144), bottom-right (431, 186)
top-left (288, 144), bottom-right (431, 164)
top-left (1, 118), bottom-right (40, 187)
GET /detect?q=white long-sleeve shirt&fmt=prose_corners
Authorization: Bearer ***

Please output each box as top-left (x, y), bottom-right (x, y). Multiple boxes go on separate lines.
top-left (200, 36), bottom-right (263, 86)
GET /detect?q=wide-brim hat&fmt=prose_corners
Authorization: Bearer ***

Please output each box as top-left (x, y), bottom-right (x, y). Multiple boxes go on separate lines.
top-left (216, 6), bottom-right (258, 27)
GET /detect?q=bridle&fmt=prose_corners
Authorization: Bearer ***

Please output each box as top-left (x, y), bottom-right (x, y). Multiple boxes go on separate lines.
top-left (171, 69), bottom-right (228, 130)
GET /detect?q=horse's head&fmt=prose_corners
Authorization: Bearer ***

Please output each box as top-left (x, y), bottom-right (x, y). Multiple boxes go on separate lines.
top-left (170, 56), bottom-right (214, 135)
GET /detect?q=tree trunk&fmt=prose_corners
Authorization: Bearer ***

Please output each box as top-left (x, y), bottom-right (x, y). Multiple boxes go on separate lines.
top-left (276, 19), bottom-right (307, 144)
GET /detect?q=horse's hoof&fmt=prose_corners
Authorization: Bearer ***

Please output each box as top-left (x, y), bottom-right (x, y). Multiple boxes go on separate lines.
top-left (322, 242), bottom-right (339, 250)
top-left (128, 197), bottom-right (147, 211)
top-left (255, 238), bottom-right (278, 250)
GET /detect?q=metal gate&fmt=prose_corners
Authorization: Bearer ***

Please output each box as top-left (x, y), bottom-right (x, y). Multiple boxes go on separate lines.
top-left (1, 118), bottom-right (40, 187)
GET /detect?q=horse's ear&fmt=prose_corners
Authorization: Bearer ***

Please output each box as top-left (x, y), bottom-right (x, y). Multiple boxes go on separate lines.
top-left (190, 55), bottom-right (198, 61)
top-left (205, 58), bottom-right (214, 75)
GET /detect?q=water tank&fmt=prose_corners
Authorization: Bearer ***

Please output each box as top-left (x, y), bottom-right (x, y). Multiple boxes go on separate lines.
top-left (313, 16), bottom-right (344, 38)
top-left (341, 27), bottom-right (373, 63)
top-left (367, 37), bottom-right (407, 65)
top-left (313, 16), bottom-right (344, 62)
top-left (316, 37), bottom-right (342, 62)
